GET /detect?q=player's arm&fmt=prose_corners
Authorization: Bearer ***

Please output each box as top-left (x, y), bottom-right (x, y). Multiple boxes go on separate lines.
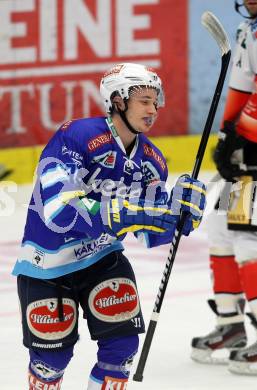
top-left (38, 133), bottom-right (183, 240)
top-left (39, 135), bottom-right (179, 240)
top-left (39, 132), bottom-right (206, 241)
top-left (214, 23), bottom-right (255, 180)
top-left (37, 130), bottom-right (107, 239)
top-left (221, 22), bottom-right (254, 125)
top-left (213, 121), bottom-right (248, 181)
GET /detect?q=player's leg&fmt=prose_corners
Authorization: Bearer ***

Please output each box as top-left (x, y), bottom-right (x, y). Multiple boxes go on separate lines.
top-left (191, 209), bottom-right (246, 364)
top-left (17, 274), bottom-right (79, 388)
top-left (228, 231), bottom-right (257, 375)
top-left (87, 336), bottom-right (138, 389)
top-left (28, 348), bottom-right (73, 389)
top-left (80, 251), bottom-right (144, 389)
top-left (208, 208), bottom-right (244, 316)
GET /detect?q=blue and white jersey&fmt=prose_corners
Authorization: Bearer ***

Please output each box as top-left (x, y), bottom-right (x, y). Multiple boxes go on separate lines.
top-left (12, 116), bottom-right (170, 279)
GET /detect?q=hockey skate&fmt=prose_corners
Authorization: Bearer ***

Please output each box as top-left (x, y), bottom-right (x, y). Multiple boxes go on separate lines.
top-left (191, 299), bottom-right (247, 364)
top-left (229, 313), bottom-right (257, 375)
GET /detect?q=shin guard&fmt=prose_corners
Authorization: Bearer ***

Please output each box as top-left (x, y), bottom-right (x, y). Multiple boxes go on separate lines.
top-left (240, 260), bottom-right (257, 318)
top-left (210, 255), bottom-right (242, 293)
top-left (28, 346), bottom-right (73, 389)
top-left (88, 335), bottom-right (138, 389)
top-left (210, 255), bottom-right (243, 314)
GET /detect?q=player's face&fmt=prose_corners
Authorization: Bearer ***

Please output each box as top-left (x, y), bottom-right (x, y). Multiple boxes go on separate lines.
top-left (244, 0), bottom-right (257, 16)
top-left (126, 87), bottom-right (158, 133)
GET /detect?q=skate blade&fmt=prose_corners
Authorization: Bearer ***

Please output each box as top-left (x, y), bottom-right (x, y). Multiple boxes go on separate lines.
top-left (229, 361), bottom-right (257, 375)
top-left (191, 347), bottom-right (230, 365)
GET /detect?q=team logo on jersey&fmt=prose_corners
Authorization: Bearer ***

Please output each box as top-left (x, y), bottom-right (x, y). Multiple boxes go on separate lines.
top-left (141, 161), bottom-right (160, 186)
top-left (88, 278), bottom-right (139, 323)
top-left (26, 298), bottom-right (77, 340)
top-left (92, 151), bottom-right (117, 168)
top-left (102, 376), bottom-right (128, 389)
top-left (123, 157), bottom-right (140, 175)
top-left (32, 249), bottom-right (45, 268)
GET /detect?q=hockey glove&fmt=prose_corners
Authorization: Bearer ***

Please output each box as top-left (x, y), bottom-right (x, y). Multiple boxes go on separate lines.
top-left (213, 121), bottom-right (247, 181)
top-left (169, 175), bottom-right (206, 235)
top-left (102, 198), bottom-right (178, 238)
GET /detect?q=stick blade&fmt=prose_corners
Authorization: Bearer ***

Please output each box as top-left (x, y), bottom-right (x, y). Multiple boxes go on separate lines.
top-left (201, 11), bottom-right (231, 56)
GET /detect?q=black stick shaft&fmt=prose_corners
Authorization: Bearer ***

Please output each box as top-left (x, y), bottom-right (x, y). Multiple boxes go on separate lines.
top-left (192, 53), bottom-right (231, 179)
top-left (133, 50), bottom-right (231, 383)
top-left (132, 319), bottom-right (157, 382)
top-left (133, 223), bottom-right (184, 382)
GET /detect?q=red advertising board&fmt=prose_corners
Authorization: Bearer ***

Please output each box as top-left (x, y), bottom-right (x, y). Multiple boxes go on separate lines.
top-left (0, 0), bottom-right (188, 148)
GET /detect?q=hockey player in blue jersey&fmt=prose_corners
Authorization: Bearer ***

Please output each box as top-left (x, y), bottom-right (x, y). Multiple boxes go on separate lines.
top-left (13, 63), bottom-right (206, 389)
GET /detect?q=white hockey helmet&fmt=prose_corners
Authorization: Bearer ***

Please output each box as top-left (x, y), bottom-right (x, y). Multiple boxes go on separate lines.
top-left (100, 63), bottom-right (165, 114)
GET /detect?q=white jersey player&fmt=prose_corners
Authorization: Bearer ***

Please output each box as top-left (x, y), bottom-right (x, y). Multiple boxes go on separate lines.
top-left (191, 0), bottom-right (257, 375)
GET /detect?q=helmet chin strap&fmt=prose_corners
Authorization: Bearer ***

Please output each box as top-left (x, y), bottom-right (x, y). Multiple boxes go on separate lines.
top-left (235, 1), bottom-right (257, 18)
top-left (117, 99), bottom-right (142, 135)
top-left (118, 110), bottom-right (141, 135)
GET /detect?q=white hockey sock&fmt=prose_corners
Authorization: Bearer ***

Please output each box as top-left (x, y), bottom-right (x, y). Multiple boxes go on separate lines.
top-left (87, 375), bottom-right (103, 390)
top-left (215, 293), bottom-right (244, 316)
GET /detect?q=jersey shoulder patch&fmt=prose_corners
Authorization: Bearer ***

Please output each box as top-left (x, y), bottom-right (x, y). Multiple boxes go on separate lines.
top-left (58, 117), bottom-right (109, 147)
top-left (140, 135), bottom-right (167, 173)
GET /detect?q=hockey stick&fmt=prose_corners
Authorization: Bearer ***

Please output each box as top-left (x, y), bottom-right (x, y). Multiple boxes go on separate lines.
top-left (133, 11), bottom-right (231, 382)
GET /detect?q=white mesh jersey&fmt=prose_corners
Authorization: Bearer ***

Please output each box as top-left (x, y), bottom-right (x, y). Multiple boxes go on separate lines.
top-left (229, 19), bottom-right (257, 93)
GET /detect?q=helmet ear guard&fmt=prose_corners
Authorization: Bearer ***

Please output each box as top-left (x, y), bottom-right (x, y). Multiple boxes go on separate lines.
top-left (100, 63), bottom-right (165, 115)
top-left (108, 92), bottom-right (127, 115)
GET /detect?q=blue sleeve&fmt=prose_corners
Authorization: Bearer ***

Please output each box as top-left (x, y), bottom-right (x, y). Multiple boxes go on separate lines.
top-left (35, 129), bottom-right (104, 239)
